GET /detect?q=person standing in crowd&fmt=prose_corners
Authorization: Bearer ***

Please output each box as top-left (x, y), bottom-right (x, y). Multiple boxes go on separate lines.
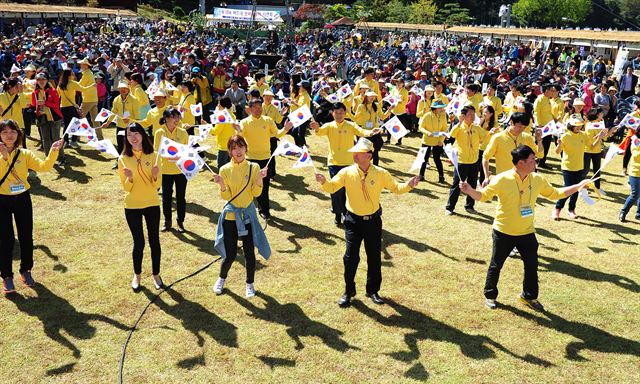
top-left (224, 80), bottom-right (247, 120)
top-left (310, 103), bottom-right (382, 226)
top-left (178, 81), bottom-right (197, 136)
top-left (354, 67), bottom-right (382, 101)
top-left (288, 79), bottom-right (312, 147)
top-left (118, 123), bottom-right (163, 292)
top-left (418, 100), bottom-right (448, 183)
top-left (129, 73), bottom-right (151, 120)
top-left (619, 129), bottom-right (640, 222)
top-left (212, 96), bottom-right (238, 170)
top-left (619, 66), bottom-right (638, 100)
top-left (0, 79), bottom-right (30, 149)
top-left (460, 145), bottom-right (592, 311)
top-left (533, 84), bottom-right (555, 169)
top-left (56, 69), bottom-right (83, 149)
top-left (354, 91), bottom-right (390, 166)
top-left (445, 105), bottom-right (482, 215)
top-left (386, 76), bottom-right (409, 145)
top-left (154, 107), bottom-right (189, 233)
top-left (262, 90), bottom-right (288, 177)
top-left (234, 98), bottom-right (293, 220)
top-left (315, 138), bottom-right (419, 307)
top-left (0, 120), bottom-right (62, 294)
top-left (100, 81), bottom-right (140, 168)
top-left (583, 107), bottom-right (614, 194)
top-left (213, 135), bottom-right (270, 298)
top-left (107, 57), bottom-right (130, 107)
top-left (77, 58), bottom-right (101, 139)
top-left (477, 105), bottom-right (499, 187)
top-left (32, 73), bottom-right (64, 166)
top-left (191, 67), bottom-right (213, 119)
top-left (137, 90), bottom-right (169, 138)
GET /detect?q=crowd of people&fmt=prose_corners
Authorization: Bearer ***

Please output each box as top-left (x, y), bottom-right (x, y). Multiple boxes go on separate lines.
top-left (0, 17), bottom-right (639, 311)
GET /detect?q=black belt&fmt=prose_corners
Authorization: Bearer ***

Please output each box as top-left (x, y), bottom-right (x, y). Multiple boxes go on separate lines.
top-left (347, 208), bottom-right (382, 221)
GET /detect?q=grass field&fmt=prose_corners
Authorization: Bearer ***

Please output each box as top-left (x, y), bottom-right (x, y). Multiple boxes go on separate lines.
top-left (1, 129), bottom-right (639, 383)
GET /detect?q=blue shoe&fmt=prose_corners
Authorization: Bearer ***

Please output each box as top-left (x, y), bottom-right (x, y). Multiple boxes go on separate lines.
top-left (3, 278), bottom-right (16, 294)
top-left (20, 271), bottom-right (35, 287)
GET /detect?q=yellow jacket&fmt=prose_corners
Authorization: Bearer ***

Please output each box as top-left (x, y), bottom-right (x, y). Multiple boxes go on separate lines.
top-left (418, 112), bottom-right (448, 146)
top-left (315, 120), bottom-right (370, 166)
top-left (0, 148), bottom-right (58, 195)
top-left (153, 125), bottom-right (189, 175)
top-left (238, 115), bottom-right (288, 160)
top-left (450, 121), bottom-right (482, 164)
top-left (106, 94), bottom-right (140, 128)
top-left (138, 105), bottom-right (168, 136)
top-left (78, 69), bottom-right (98, 103)
top-left (0, 92), bottom-right (30, 128)
top-left (219, 159), bottom-right (263, 220)
top-left (118, 150), bottom-right (161, 209)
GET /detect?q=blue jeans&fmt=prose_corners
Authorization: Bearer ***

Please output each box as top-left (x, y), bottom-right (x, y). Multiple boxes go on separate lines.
top-left (583, 153), bottom-right (601, 189)
top-left (621, 176), bottom-right (640, 217)
top-left (555, 170), bottom-right (583, 211)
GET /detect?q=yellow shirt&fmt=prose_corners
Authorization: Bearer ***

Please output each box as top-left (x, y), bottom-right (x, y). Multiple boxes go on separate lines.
top-left (118, 150), bottom-right (162, 209)
top-left (558, 130), bottom-right (587, 171)
top-left (503, 92), bottom-right (521, 115)
top-left (212, 108), bottom-right (237, 151)
top-left (483, 95), bottom-right (503, 118)
top-left (131, 84), bottom-right (150, 109)
top-left (78, 69), bottom-right (98, 103)
top-left (467, 93), bottom-right (483, 114)
top-left (629, 144), bottom-right (640, 177)
top-left (354, 104), bottom-right (384, 129)
top-left (391, 88), bottom-right (409, 115)
top-left (354, 78), bottom-right (382, 101)
top-left (584, 123), bottom-right (604, 154)
top-left (290, 90), bottom-right (311, 113)
top-left (316, 120), bottom-right (369, 166)
top-left (262, 103), bottom-right (283, 124)
top-left (479, 169), bottom-right (565, 236)
top-left (0, 92), bottom-right (29, 128)
top-left (57, 81), bottom-right (81, 108)
top-left (483, 129), bottom-right (541, 174)
top-left (138, 105), bottom-right (167, 135)
top-left (321, 163), bottom-right (413, 216)
top-left (533, 94), bottom-right (553, 127)
top-left (238, 114), bottom-right (287, 160)
top-left (249, 83), bottom-right (270, 97)
top-left (179, 93), bottom-right (197, 125)
top-left (416, 98), bottom-right (432, 119)
top-left (450, 121), bottom-right (481, 164)
top-left (192, 76), bottom-right (213, 105)
top-left (106, 94), bottom-right (140, 128)
top-left (479, 121), bottom-right (498, 151)
top-left (219, 159), bottom-right (263, 220)
top-left (153, 126), bottom-right (189, 175)
top-left (0, 148), bottom-right (58, 195)
top-left (551, 96), bottom-right (564, 121)
top-left (418, 111), bottom-right (448, 146)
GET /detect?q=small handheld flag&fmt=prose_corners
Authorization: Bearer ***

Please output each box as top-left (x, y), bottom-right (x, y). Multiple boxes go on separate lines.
top-left (86, 139), bottom-right (119, 158)
top-left (190, 103), bottom-right (203, 117)
top-left (176, 151), bottom-right (205, 180)
top-left (540, 121), bottom-right (558, 138)
top-left (383, 116), bottom-right (409, 141)
top-left (95, 108), bottom-right (113, 123)
top-left (338, 84), bottom-right (352, 99)
top-left (276, 89), bottom-right (285, 99)
top-left (383, 94), bottom-right (399, 107)
top-left (288, 105), bottom-right (313, 128)
top-left (325, 93), bottom-right (340, 103)
top-left (410, 85), bottom-right (423, 98)
top-left (620, 113), bottom-right (640, 131)
top-left (292, 146), bottom-right (314, 169)
top-left (409, 147), bottom-right (428, 174)
top-left (273, 139), bottom-right (303, 157)
top-left (444, 143), bottom-right (461, 180)
top-left (197, 124), bottom-right (213, 141)
top-left (157, 136), bottom-right (189, 158)
top-left (211, 108), bottom-right (235, 124)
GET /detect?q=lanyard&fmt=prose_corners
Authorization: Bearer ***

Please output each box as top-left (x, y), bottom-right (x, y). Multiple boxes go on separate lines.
top-left (133, 152), bottom-right (153, 185)
top-left (516, 176), bottom-right (532, 207)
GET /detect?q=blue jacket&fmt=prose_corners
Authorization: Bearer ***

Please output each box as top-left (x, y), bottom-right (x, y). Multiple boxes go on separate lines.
top-left (214, 201), bottom-right (271, 260)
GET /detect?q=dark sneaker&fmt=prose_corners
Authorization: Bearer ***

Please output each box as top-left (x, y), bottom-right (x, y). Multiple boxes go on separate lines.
top-left (519, 294), bottom-right (544, 311)
top-left (20, 271), bottom-right (35, 287)
top-left (3, 278), bottom-right (16, 294)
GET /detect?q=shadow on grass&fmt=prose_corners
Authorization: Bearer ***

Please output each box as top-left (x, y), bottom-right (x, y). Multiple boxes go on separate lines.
top-left (52, 155), bottom-right (92, 184)
top-left (575, 216), bottom-right (638, 239)
top-left (539, 256), bottom-right (640, 293)
top-left (142, 287), bottom-right (238, 351)
top-left (268, 215), bottom-right (341, 254)
top-left (173, 227), bottom-right (217, 257)
top-left (71, 147), bottom-right (113, 163)
top-left (228, 291), bottom-right (359, 353)
top-left (256, 355), bottom-right (296, 369)
top-left (500, 304), bottom-right (640, 361)
top-left (27, 175), bottom-right (67, 201)
top-left (271, 173), bottom-right (330, 202)
top-left (381, 229), bottom-right (458, 262)
top-left (537, 227), bottom-right (573, 244)
top-left (7, 284), bottom-right (129, 375)
top-left (34, 244), bottom-right (68, 273)
top-left (353, 298), bottom-right (552, 380)
top-left (185, 201), bottom-right (220, 225)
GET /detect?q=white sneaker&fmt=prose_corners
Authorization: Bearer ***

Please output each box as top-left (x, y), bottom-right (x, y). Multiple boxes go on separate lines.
top-left (213, 278), bottom-right (225, 295)
top-left (246, 283), bottom-right (255, 298)
top-left (598, 188), bottom-right (607, 196)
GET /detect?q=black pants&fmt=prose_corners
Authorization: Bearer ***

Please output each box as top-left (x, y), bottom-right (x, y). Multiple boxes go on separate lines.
top-left (328, 165), bottom-right (347, 218)
top-left (250, 158), bottom-right (271, 216)
top-left (484, 230), bottom-right (539, 300)
top-left (419, 144), bottom-right (444, 178)
top-left (124, 206), bottom-right (161, 275)
top-left (446, 162), bottom-right (478, 211)
top-left (538, 135), bottom-right (554, 166)
top-left (269, 137), bottom-right (278, 177)
top-left (22, 107), bottom-right (35, 142)
top-left (621, 90), bottom-right (635, 99)
top-left (623, 143), bottom-right (632, 170)
top-left (116, 127), bottom-right (126, 154)
top-left (583, 152), bottom-right (602, 189)
top-left (477, 149), bottom-right (486, 185)
top-left (60, 106), bottom-right (79, 146)
top-left (370, 133), bottom-right (384, 166)
top-left (161, 174), bottom-right (187, 226)
top-left (343, 210), bottom-right (383, 295)
top-left (0, 192), bottom-right (33, 279)
top-left (219, 220), bottom-right (256, 284)
top-left (290, 121), bottom-right (308, 147)
top-left (555, 170), bottom-right (582, 211)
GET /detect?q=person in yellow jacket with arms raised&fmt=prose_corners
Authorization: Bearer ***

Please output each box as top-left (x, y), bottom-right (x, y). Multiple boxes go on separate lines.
top-left (460, 145), bottom-right (592, 311)
top-left (418, 100), bottom-right (448, 183)
top-left (77, 58), bottom-right (101, 139)
top-left (137, 90), bottom-right (169, 138)
top-left (118, 123), bottom-right (163, 292)
top-left (0, 79), bottom-right (31, 148)
top-left (101, 81), bottom-right (140, 168)
top-left (262, 90), bottom-right (288, 177)
top-left (0, 120), bottom-right (62, 294)
top-left (315, 137), bottom-right (419, 307)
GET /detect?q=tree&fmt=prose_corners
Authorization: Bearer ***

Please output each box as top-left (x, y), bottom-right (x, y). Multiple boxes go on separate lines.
top-left (408, 0), bottom-right (438, 24)
top-left (436, 2), bottom-right (471, 25)
top-left (353, 0), bottom-right (388, 22)
top-left (386, 0), bottom-right (409, 23)
top-left (511, 0), bottom-right (592, 27)
top-left (324, 4), bottom-right (351, 23)
top-left (294, 3), bottom-right (326, 21)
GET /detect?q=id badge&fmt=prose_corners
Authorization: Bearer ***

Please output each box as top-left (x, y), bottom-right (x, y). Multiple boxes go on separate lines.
top-left (123, 111), bottom-right (131, 119)
top-left (520, 205), bottom-right (533, 218)
top-left (365, 121), bottom-right (373, 128)
top-left (9, 183), bottom-right (25, 194)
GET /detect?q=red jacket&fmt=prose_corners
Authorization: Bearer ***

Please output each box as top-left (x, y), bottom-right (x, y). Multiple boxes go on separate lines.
top-left (32, 86), bottom-right (62, 121)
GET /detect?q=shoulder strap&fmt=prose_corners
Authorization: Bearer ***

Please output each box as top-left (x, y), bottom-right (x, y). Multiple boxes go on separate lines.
top-left (224, 163), bottom-right (252, 208)
top-left (0, 149), bottom-right (20, 187)
top-left (1, 94), bottom-right (20, 117)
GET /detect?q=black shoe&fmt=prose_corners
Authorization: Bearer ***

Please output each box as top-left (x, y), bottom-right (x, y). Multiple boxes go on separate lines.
top-left (259, 212), bottom-right (271, 220)
top-left (619, 210), bottom-right (627, 223)
top-left (334, 214), bottom-right (343, 226)
top-left (419, 175), bottom-right (425, 182)
top-left (161, 225), bottom-right (172, 232)
top-left (438, 177), bottom-right (446, 184)
top-left (177, 222), bottom-right (185, 233)
top-left (366, 292), bottom-right (385, 305)
top-left (338, 293), bottom-right (352, 307)
top-left (111, 162), bottom-right (118, 170)
top-left (465, 207), bottom-right (477, 214)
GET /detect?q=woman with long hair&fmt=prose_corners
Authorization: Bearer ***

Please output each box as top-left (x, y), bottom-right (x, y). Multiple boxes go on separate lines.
top-left (0, 79), bottom-right (29, 148)
top-left (32, 73), bottom-right (64, 165)
top-left (478, 105), bottom-right (498, 185)
top-left (553, 114), bottom-right (588, 220)
top-left (354, 91), bottom-right (390, 166)
top-left (0, 120), bottom-right (62, 294)
top-left (56, 69), bottom-right (82, 149)
top-left (118, 123), bottom-right (163, 291)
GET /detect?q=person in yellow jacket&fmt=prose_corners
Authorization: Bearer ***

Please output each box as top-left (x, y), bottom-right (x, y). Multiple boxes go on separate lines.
top-left (248, 72), bottom-right (270, 97)
top-left (502, 83), bottom-right (523, 116)
top-left (552, 114), bottom-right (591, 220)
top-left (482, 112), bottom-right (543, 186)
top-left (353, 68), bottom-right (381, 101)
top-left (262, 90), bottom-right (288, 177)
top-left (446, 105), bottom-right (482, 215)
top-left (138, 90), bottom-right (169, 137)
top-left (191, 67), bottom-right (213, 119)
top-left (0, 120), bottom-right (61, 294)
top-left (234, 98), bottom-right (293, 220)
top-left (118, 123), bottom-right (163, 292)
top-left (464, 83), bottom-right (483, 115)
top-left (483, 83), bottom-right (503, 119)
top-left (619, 129), bottom-right (640, 222)
top-left (315, 137), bottom-right (419, 307)
top-left (57, 69), bottom-right (88, 149)
top-left (77, 58), bottom-right (99, 132)
top-left (351, 83), bottom-right (368, 116)
top-left (310, 102), bottom-right (382, 226)
top-left (418, 100), bottom-right (448, 183)
top-left (0, 79), bottom-right (31, 148)
top-left (354, 91), bottom-right (390, 166)
top-left (212, 96), bottom-right (238, 169)
top-left (288, 79), bottom-right (312, 147)
top-left (534, 84), bottom-right (555, 168)
top-left (583, 107), bottom-right (615, 194)
top-left (460, 145), bottom-right (592, 311)
top-left (101, 81), bottom-right (140, 167)
top-left (478, 105), bottom-right (500, 186)
top-left (416, 85), bottom-right (435, 119)
top-left (386, 77), bottom-right (409, 145)
top-left (129, 73), bottom-right (151, 120)
top-left (178, 81), bottom-right (197, 134)
top-left (153, 108), bottom-right (189, 232)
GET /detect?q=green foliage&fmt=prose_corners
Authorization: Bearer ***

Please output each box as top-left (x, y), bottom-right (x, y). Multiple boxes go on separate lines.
top-left (386, 0), bottom-right (409, 23)
top-left (436, 2), bottom-right (471, 25)
top-left (408, 0), bottom-right (438, 24)
top-left (172, 5), bottom-right (186, 20)
top-left (323, 4), bottom-right (351, 23)
top-left (512, 0), bottom-right (592, 27)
